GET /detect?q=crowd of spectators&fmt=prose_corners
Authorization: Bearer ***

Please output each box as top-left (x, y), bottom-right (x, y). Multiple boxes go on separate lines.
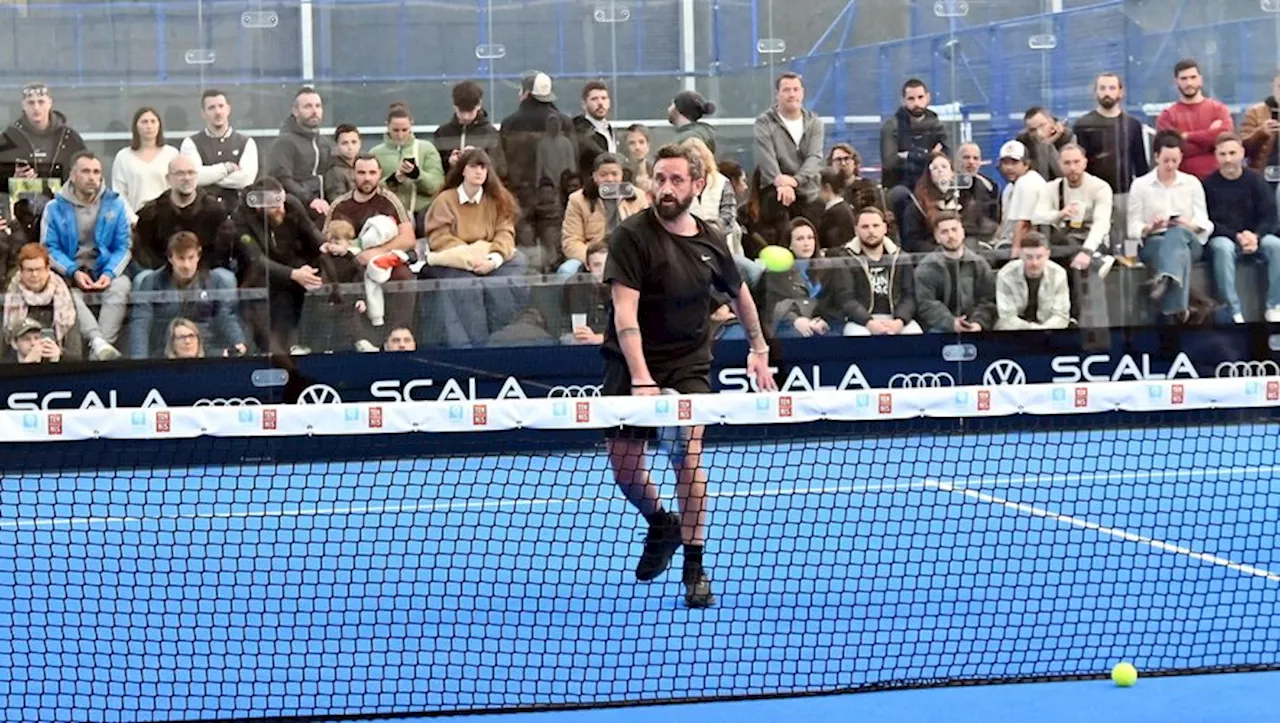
top-left (1, 57), bottom-right (1278, 364)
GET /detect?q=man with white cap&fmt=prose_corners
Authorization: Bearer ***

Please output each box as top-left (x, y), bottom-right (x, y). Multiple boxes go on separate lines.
top-left (997, 138), bottom-right (1048, 256)
top-left (499, 71), bottom-right (577, 272)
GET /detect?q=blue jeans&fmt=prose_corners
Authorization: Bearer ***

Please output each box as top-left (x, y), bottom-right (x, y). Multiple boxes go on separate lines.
top-left (1139, 228), bottom-right (1201, 316)
top-left (1208, 234), bottom-right (1280, 316)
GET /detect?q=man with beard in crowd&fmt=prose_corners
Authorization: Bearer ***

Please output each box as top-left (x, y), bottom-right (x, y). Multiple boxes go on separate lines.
top-left (1157, 58), bottom-right (1233, 180)
top-left (1074, 72), bottom-right (1150, 240)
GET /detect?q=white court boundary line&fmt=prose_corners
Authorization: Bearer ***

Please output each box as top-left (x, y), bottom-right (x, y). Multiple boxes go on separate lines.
top-left (932, 480), bottom-right (1280, 583)
top-left (4, 462), bottom-right (1279, 576)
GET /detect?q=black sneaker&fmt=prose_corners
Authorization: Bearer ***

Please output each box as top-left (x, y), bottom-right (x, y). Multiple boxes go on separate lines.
top-left (683, 573), bottom-right (716, 609)
top-left (635, 512), bottom-right (681, 581)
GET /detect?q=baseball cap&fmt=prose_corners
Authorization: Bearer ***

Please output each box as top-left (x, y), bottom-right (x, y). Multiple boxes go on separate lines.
top-left (522, 72), bottom-right (556, 102)
top-left (7, 317), bottom-right (41, 342)
top-left (999, 139), bottom-right (1028, 161)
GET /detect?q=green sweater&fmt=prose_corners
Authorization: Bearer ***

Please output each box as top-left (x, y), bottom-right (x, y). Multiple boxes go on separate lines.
top-left (370, 135), bottom-right (445, 214)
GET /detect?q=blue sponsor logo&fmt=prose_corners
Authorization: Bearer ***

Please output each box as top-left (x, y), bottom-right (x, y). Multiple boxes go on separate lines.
top-left (755, 397), bottom-right (771, 415)
top-left (855, 394), bottom-right (870, 409)
top-left (22, 413), bottom-right (37, 431)
top-left (131, 411), bottom-right (146, 428)
top-left (552, 401), bottom-right (568, 417)
top-left (1051, 387), bottom-right (1069, 410)
top-left (1147, 384), bottom-right (1163, 400)
top-left (654, 399), bottom-right (670, 415)
top-left (238, 409), bottom-right (255, 425)
top-left (344, 407), bottom-right (360, 422)
top-left (953, 390), bottom-right (970, 409)
top-left (448, 404), bottom-right (464, 421)
top-left (1246, 381), bottom-right (1261, 397)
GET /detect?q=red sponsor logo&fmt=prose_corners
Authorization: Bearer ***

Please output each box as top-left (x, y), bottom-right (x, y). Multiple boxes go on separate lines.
top-left (369, 406), bottom-right (383, 428)
top-left (779, 396), bottom-right (793, 417)
top-left (878, 393), bottom-right (892, 414)
top-left (262, 408), bottom-right (277, 430)
top-left (1268, 381), bottom-right (1279, 401)
top-left (1074, 387), bottom-right (1089, 408)
top-left (575, 401), bottom-right (591, 423)
top-left (155, 411), bottom-right (171, 433)
top-left (473, 404), bottom-right (488, 426)
top-left (977, 390), bottom-right (991, 411)
top-left (1170, 384), bottom-right (1184, 405)
top-left (677, 399), bottom-right (693, 420)
top-left (47, 413), bottom-right (62, 436)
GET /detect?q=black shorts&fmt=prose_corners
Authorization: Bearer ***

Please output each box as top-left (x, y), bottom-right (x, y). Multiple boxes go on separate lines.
top-left (601, 358), bottom-right (711, 440)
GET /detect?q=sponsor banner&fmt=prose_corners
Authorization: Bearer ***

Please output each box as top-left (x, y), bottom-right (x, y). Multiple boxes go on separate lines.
top-left (0, 329), bottom-right (1274, 410)
top-left (1, 377), bottom-right (1276, 443)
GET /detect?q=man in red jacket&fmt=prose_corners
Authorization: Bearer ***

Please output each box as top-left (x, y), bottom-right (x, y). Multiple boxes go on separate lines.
top-left (1157, 58), bottom-right (1233, 179)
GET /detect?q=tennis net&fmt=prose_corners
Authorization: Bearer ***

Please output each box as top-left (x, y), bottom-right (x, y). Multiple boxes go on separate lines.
top-left (2, 378), bottom-right (1279, 722)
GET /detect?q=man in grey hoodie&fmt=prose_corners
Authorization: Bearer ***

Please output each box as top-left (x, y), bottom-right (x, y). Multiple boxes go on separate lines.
top-left (39, 151), bottom-right (131, 360)
top-left (754, 72), bottom-right (826, 239)
top-left (264, 87), bottom-right (332, 221)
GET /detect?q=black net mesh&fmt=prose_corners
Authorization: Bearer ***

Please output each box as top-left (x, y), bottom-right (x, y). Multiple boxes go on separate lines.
top-left (2, 409), bottom-right (1279, 722)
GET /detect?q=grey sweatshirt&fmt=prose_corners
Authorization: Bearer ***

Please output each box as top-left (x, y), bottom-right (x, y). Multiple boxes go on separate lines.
top-left (753, 107), bottom-right (825, 200)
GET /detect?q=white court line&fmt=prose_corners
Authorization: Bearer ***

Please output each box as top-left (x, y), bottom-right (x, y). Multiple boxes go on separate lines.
top-left (0, 480), bottom-right (930, 529)
top-left (932, 481), bottom-right (1280, 583)
top-left (936, 464), bottom-right (1280, 491)
top-left (4, 465), bottom-right (1277, 532)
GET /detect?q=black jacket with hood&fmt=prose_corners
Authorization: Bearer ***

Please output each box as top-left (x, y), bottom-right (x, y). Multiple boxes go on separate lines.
top-left (263, 116), bottom-right (332, 205)
top-left (0, 109), bottom-right (86, 182)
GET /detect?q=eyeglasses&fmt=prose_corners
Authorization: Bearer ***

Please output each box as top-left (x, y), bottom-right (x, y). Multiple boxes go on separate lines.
top-left (173, 332), bottom-right (199, 342)
top-left (830, 156), bottom-right (855, 164)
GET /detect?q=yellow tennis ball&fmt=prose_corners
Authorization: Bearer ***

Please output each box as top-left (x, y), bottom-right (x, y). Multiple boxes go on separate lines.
top-left (759, 245), bottom-right (795, 273)
top-left (1111, 662), bottom-right (1138, 687)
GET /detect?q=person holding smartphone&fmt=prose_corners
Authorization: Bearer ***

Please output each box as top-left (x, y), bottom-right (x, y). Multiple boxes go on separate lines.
top-left (1240, 70), bottom-right (1280, 185)
top-left (1, 83), bottom-right (86, 183)
top-left (370, 103), bottom-right (444, 229)
top-left (1127, 130), bottom-right (1213, 324)
top-left (8, 318), bottom-right (61, 364)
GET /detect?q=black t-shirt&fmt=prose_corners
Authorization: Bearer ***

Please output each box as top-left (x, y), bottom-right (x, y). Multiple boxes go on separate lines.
top-left (1022, 275), bottom-right (1041, 323)
top-left (867, 260), bottom-right (892, 316)
top-left (601, 209), bottom-right (742, 370)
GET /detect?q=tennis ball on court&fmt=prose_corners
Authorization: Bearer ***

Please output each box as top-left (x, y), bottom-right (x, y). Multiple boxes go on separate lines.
top-left (758, 245), bottom-right (795, 273)
top-left (1111, 662), bottom-right (1138, 687)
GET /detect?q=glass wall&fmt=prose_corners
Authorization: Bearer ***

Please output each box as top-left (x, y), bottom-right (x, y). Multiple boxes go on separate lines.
top-left (0, 0), bottom-right (1276, 402)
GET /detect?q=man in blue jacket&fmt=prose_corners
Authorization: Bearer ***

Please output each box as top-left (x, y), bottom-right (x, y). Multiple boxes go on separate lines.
top-left (39, 150), bottom-right (130, 360)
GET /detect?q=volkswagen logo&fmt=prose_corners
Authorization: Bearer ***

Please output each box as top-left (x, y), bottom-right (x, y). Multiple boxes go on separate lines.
top-left (1215, 360), bottom-right (1280, 378)
top-left (887, 372), bottom-right (955, 388)
top-left (193, 397), bottom-right (262, 407)
top-left (296, 384), bottom-right (343, 405)
top-left (982, 359), bottom-right (1027, 386)
top-left (547, 385), bottom-right (603, 398)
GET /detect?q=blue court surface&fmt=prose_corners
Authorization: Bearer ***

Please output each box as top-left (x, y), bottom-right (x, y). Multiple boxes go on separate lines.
top-left (1, 422), bottom-right (1277, 722)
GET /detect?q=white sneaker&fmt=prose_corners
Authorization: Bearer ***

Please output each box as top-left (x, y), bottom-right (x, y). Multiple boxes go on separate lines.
top-left (1233, 312), bottom-right (1246, 324)
top-left (289, 345), bottom-right (312, 356)
top-left (354, 339), bottom-right (379, 353)
top-left (89, 338), bottom-right (120, 361)
top-left (1267, 307), bottom-right (1280, 323)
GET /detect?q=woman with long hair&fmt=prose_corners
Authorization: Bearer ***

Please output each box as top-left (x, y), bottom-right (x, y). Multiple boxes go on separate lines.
top-left (112, 107), bottom-right (179, 224)
top-left (762, 218), bottom-right (834, 337)
top-left (899, 151), bottom-right (964, 253)
top-left (420, 147), bottom-right (530, 346)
